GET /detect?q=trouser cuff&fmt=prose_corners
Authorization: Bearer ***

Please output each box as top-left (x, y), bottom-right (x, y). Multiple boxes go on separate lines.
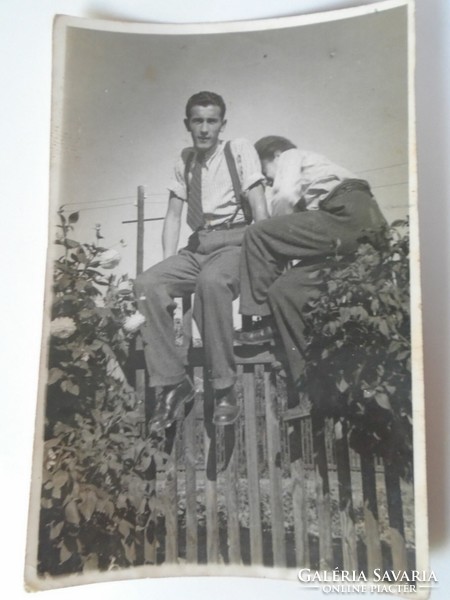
top-left (239, 302), bottom-right (272, 317)
top-left (149, 371), bottom-right (186, 388)
top-left (210, 374), bottom-right (237, 391)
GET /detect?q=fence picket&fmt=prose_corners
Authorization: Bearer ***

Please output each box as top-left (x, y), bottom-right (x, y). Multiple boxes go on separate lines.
top-left (384, 461), bottom-right (408, 571)
top-left (312, 412), bottom-right (333, 569)
top-left (360, 454), bottom-right (382, 574)
top-left (184, 370), bottom-right (198, 563)
top-left (203, 375), bottom-right (219, 563)
top-left (243, 365), bottom-right (263, 564)
top-left (223, 425), bottom-right (241, 564)
top-left (264, 369), bottom-right (286, 566)
top-left (164, 424), bottom-right (179, 563)
top-left (128, 327), bottom-right (410, 573)
top-left (334, 420), bottom-right (358, 571)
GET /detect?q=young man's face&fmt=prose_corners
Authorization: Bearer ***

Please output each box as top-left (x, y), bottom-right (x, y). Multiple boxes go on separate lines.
top-left (261, 154), bottom-right (280, 185)
top-left (184, 104), bottom-right (226, 154)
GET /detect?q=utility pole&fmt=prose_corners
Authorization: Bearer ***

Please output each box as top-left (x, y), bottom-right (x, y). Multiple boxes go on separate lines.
top-left (122, 185), bottom-right (165, 276)
top-left (136, 185), bottom-right (145, 275)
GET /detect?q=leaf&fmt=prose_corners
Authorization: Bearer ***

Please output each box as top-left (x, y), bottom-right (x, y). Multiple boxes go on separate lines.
top-left (396, 350), bottom-right (410, 361)
top-left (378, 320), bottom-right (390, 337)
top-left (53, 470), bottom-right (69, 490)
top-left (64, 238), bottom-right (79, 249)
top-left (336, 378), bottom-right (349, 393)
top-left (118, 519), bottom-right (132, 539)
top-left (49, 521), bottom-right (64, 540)
top-left (375, 392), bottom-right (392, 411)
top-left (391, 219), bottom-right (407, 228)
top-left (78, 490), bottom-right (97, 521)
top-left (68, 211), bottom-right (79, 223)
top-left (64, 500), bottom-right (80, 525)
top-left (327, 280), bottom-right (338, 293)
top-left (62, 380), bottom-right (80, 396)
top-left (41, 498), bottom-right (53, 510)
top-left (124, 541), bottom-right (136, 564)
top-left (59, 542), bottom-right (72, 564)
top-left (48, 368), bottom-right (64, 385)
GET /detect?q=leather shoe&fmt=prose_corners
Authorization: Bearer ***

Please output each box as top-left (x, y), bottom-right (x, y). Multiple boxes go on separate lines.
top-left (149, 375), bottom-right (195, 432)
top-left (212, 387), bottom-right (240, 426)
top-left (234, 324), bottom-right (275, 345)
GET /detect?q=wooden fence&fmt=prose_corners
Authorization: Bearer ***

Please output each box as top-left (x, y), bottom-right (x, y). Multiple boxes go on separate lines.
top-left (125, 302), bottom-right (413, 573)
top-left (124, 188), bottom-right (413, 572)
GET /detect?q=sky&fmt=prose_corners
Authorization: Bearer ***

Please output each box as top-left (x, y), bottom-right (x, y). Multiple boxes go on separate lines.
top-left (55, 5), bottom-right (408, 278)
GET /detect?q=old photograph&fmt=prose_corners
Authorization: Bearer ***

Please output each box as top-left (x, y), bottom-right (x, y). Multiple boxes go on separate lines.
top-left (25, 0), bottom-right (428, 592)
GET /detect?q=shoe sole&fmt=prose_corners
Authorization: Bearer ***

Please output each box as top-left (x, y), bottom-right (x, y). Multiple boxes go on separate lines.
top-left (212, 407), bottom-right (241, 427)
top-left (234, 337), bottom-right (275, 346)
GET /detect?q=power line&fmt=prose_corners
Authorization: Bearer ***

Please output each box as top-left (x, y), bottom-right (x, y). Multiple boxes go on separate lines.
top-left (72, 202), bottom-right (136, 212)
top-left (64, 200), bottom-right (167, 213)
top-left (63, 195), bottom-right (135, 206)
top-left (372, 181), bottom-right (408, 189)
top-left (63, 193), bottom-right (169, 207)
top-left (356, 162), bottom-right (407, 174)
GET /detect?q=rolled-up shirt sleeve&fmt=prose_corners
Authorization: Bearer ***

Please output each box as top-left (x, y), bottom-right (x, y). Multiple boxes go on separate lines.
top-left (271, 149), bottom-right (304, 215)
top-left (167, 150), bottom-right (191, 201)
top-left (230, 138), bottom-right (264, 193)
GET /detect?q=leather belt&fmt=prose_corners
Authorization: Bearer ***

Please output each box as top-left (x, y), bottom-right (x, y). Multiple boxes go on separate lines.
top-left (199, 221), bottom-right (248, 232)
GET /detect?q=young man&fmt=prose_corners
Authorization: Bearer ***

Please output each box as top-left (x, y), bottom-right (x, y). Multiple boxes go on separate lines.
top-left (236, 136), bottom-right (386, 387)
top-left (135, 92), bottom-right (267, 429)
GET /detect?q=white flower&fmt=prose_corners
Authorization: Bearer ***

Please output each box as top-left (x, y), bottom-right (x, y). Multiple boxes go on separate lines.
top-left (123, 311), bottom-right (146, 333)
top-left (98, 249), bottom-right (121, 269)
top-left (50, 317), bottom-right (76, 339)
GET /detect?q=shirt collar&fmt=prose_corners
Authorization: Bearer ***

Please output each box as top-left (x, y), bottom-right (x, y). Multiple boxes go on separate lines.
top-left (195, 139), bottom-right (224, 167)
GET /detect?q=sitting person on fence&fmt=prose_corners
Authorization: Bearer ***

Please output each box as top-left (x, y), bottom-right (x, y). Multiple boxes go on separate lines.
top-left (236, 135), bottom-right (387, 389)
top-left (135, 91), bottom-right (268, 430)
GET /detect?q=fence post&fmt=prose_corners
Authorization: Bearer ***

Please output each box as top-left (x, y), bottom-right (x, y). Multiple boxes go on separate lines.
top-left (312, 411), bottom-right (333, 570)
top-left (264, 369), bottom-right (287, 567)
top-left (203, 376), bottom-right (220, 563)
top-left (183, 372), bottom-right (198, 563)
top-left (243, 365), bottom-right (264, 564)
top-left (384, 461), bottom-right (408, 571)
top-left (334, 419), bottom-right (358, 571)
top-left (360, 454), bottom-right (382, 574)
top-left (223, 425), bottom-right (241, 564)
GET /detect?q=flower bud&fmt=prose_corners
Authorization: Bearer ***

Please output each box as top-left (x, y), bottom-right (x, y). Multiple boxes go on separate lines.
top-left (98, 249), bottom-right (121, 269)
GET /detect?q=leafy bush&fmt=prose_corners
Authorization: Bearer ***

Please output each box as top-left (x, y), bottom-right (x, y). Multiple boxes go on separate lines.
top-left (298, 220), bottom-right (412, 479)
top-left (38, 210), bottom-right (167, 575)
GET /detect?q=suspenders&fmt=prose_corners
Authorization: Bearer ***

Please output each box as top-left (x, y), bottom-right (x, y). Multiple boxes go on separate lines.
top-left (184, 141), bottom-right (252, 225)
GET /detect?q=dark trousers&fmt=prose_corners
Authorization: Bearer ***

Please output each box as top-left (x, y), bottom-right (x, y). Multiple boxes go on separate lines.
top-left (135, 226), bottom-right (246, 390)
top-left (239, 180), bottom-right (386, 384)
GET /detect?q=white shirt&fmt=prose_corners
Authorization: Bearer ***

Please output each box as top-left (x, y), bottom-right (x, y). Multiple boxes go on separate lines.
top-left (269, 148), bottom-right (356, 216)
top-left (168, 138), bottom-right (264, 228)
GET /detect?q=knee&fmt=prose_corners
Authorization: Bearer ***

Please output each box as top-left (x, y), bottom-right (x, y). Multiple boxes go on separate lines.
top-left (196, 269), bottom-right (238, 297)
top-left (243, 220), bottom-right (267, 246)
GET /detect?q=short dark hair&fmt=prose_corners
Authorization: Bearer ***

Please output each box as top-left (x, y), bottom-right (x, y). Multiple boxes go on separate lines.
top-left (254, 136), bottom-right (297, 160)
top-left (185, 91), bottom-right (226, 120)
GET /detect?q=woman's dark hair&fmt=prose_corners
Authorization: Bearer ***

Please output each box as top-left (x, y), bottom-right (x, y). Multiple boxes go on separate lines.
top-left (185, 91), bottom-right (226, 120)
top-left (254, 136), bottom-right (297, 160)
